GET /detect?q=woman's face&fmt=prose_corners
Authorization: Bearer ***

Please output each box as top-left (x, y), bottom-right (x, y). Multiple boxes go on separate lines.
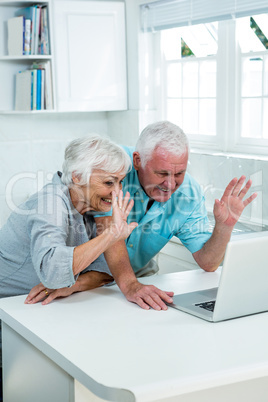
top-left (71, 169), bottom-right (126, 214)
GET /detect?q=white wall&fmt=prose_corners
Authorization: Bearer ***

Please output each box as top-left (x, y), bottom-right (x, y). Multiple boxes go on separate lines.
top-left (0, 112), bottom-right (108, 226)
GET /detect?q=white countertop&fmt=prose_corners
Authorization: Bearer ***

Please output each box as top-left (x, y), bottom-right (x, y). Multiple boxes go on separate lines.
top-left (1, 269), bottom-right (268, 402)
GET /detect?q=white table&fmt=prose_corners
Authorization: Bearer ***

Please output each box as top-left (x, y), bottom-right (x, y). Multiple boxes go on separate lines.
top-left (1, 269), bottom-right (268, 402)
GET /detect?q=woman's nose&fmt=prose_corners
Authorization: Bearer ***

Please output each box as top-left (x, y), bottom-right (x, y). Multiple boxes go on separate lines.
top-left (113, 182), bottom-right (121, 195)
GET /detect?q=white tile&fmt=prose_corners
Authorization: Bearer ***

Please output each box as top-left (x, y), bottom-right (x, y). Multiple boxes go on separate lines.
top-left (0, 142), bottom-right (33, 195)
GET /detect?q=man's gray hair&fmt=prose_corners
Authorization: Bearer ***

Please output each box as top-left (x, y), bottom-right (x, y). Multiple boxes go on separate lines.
top-left (61, 134), bottom-right (132, 186)
top-left (135, 121), bottom-right (189, 168)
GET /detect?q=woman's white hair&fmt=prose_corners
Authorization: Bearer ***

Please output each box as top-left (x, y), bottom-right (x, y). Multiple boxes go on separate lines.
top-left (135, 121), bottom-right (189, 168)
top-left (61, 134), bottom-right (132, 186)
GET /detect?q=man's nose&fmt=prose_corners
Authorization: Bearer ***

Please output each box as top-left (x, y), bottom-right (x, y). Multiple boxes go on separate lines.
top-left (163, 176), bottom-right (176, 190)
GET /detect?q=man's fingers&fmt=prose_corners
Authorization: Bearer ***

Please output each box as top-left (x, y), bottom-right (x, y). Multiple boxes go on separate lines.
top-left (221, 177), bottom-right (238, 199)
top-left (165, 291), bottom-right (175, 297)
top-left (232, 175), bottom-right (246, 197)
top-left (134, 298), bottom-right (150, 310)
top-left (143, 294), bottom-right (162, 310)
top-left (237, 179), bottom-right (252, 199)
top-left (128, 285), bottom-right (174, 311)
top-left (159, 290), bottom-right (174, 303)
top-left (149, 293), bottom-right (169, 310)
top-left (243, 192), bottom-right (258, 207)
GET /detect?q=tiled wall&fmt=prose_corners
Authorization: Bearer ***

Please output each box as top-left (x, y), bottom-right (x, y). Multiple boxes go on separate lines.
top-left (188, 152), bottom-right (268, 227)
top-left (0, 113), bottom-right (108, 227)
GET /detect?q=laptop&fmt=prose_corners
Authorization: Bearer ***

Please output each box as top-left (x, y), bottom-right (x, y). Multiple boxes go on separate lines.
top-left (168, 232), bottom-right (268, 322)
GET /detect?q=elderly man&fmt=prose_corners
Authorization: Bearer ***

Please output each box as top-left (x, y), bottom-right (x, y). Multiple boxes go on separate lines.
top-left (94, 121), bottom-right (257, 310)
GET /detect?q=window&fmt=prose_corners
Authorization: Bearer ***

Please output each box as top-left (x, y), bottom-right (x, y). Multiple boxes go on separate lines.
top-left (162, 24), bottom-right (217, 139)
top-left (160, 15), bottom-right (268, 154)
top-left (238, 16), bottom-right (268, 143)
top-left (140, 1), bottom-right (268, 155)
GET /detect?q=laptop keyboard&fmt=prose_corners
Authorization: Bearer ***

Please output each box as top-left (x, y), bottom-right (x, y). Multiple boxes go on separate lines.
top-left (195, 300), bottom-right (215, 312)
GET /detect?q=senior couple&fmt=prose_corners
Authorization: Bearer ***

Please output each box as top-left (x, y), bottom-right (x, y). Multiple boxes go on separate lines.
top-left (0, 121), bottom-right (257, 310)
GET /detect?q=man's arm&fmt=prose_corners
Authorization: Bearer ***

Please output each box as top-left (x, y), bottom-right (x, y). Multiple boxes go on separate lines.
top-left (193, 176), bottom-right (257, 271)
top-left (95, 216), bottom-right (174, 310)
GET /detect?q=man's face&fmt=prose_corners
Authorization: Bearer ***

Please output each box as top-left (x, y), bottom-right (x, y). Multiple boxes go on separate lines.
top-left (133, 147), bottom-right (188, 203)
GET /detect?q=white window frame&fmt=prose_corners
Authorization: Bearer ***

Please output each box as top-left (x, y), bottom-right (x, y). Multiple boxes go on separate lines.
top-left (160, 18), bottom-right (268, 155)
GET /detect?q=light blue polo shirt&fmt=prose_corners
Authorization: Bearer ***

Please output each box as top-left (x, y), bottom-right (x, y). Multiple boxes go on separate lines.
top-left (120, 146), bottom-right (211, 272)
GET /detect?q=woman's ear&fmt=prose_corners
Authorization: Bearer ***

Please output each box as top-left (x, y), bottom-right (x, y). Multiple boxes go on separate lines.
top-left (71, 172), bottom-right (81, 184)
top-left (133, 152), bottom-right (141, 171)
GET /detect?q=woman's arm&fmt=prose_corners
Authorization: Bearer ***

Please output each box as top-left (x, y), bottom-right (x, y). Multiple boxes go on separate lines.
top-left (29, 189), bottom-right (137, 290)
top-left (25, 271), bottom-right (114, 305)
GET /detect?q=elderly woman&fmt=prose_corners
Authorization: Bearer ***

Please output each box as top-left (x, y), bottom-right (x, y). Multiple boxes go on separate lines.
top-left (0, 135), bottom-right (137, 303)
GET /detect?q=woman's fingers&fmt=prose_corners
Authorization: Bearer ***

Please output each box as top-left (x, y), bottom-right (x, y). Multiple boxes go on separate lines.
top-left (42, 291), bottom-right (60, 305)
top-left (112, 190), bottom-right (134, 216)
top-left (25, 283), bottom-right (46, 303)
top-left (122, 191), bottom-right (130, 211)
top-left (125, 198), bottom-right (134, 217)
top-left (111, 190), bottom-right (137, 239)
top-left (118, 189), bottom-right (123, 209)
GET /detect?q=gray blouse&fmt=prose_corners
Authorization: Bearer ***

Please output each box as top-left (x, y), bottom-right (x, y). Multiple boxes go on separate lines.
top-left (0, 172), bottom-right (111, 298)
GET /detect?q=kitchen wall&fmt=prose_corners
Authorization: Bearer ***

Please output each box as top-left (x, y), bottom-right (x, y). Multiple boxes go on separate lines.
top-left (0, 112), bottom-right (109, 226)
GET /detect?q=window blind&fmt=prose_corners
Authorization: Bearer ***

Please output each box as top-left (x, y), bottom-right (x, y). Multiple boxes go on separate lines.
top-left (140, 0), bottom-right (268, 31)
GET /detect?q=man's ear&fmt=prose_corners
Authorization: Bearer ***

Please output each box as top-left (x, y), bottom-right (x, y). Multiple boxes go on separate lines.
top-left (133, 152), bottom-right (141, 171)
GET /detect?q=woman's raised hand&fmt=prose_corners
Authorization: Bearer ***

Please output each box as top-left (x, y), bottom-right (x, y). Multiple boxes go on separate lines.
top-left (110, 190), bottom-right (138, 240)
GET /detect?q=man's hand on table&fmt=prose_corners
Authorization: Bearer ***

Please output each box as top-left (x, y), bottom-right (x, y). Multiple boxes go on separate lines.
top-left (121, 280), bottom-right (174, 311)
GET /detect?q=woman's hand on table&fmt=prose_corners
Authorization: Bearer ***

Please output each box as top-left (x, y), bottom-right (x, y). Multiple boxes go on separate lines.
top-left (25, 271), bottom-right (114, 305)
top-left (25, 283), bottom-right (76, 305)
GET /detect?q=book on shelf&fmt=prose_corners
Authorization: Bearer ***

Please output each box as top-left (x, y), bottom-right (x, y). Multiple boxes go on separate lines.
top-left (40, 6), bottom-right (50, 55)
top-left (32, 61), bottom-right (53, 109)
top-left (15, 70), bottom-right (33, 110)
top-left (7, 16), bottom-right (24, 56)
top-left (41, 69), bottom-right (45, 110)
top-left (14, 4), bottom-right (50, 55)
top-left (32, 69), bottom-right (37, 110)
top-left (24, 19), bottom-right (31, 55)
top-left (36, 68), bottom-right (42, 110)
top-left (15, 6), bottom-right (36, 55)
top-left (34, 5), bottom-right (41, 55)
top-left (15, 62), bottom-right (53, 111)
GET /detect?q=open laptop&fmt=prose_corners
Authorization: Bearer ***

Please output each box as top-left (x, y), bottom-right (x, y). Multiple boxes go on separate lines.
top-left (168, 232), bottom-right (268, 322)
